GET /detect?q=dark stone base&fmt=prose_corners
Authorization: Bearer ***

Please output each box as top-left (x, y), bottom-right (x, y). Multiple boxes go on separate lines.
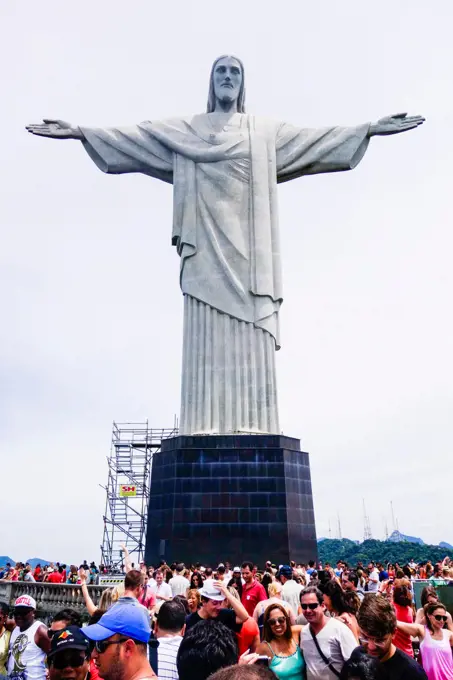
top-left (145, 434), bottom-right (317, 566)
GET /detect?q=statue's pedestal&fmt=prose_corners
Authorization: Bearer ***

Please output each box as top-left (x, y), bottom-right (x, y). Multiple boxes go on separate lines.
top-left (145, 434), bottom-right (317, 565)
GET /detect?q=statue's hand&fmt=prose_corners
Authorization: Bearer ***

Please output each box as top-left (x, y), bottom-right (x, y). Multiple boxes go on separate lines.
top-left (369, 112), bottom-right (425, 136)
top-left (25, 119), bottom-right (83, 140)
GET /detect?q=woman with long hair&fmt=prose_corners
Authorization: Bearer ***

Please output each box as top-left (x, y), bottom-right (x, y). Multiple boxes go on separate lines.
top-left (321, 579), bottom-right (360, 640)
top-left (66, 565), bottom-right (79, 584)
top-left (392, 578), bottom-right (414, 657)
top-left (190, 572), bottom-right (204, 590)
top-left (228, 568), bottom-right (243, 600)
top-left (261, 568), bottom-right (274, 597)
top-left (415, 587), bottom-right (453, 631)
top-left (397, 602), bottom-right (453, 680)
top-left (255, 604), bottom-right (304, 680)
top-left (253, 581), bottom-right (296, 640)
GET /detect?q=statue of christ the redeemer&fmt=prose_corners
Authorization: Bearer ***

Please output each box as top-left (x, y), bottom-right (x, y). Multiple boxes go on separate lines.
top-left (27, 55), bottom-right (424, 436)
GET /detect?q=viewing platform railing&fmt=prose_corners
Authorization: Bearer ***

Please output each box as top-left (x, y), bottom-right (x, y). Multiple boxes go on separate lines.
top-left (0, 581), bottom-right (109, 621)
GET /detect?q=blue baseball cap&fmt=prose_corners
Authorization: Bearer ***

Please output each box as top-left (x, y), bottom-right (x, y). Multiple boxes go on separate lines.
top-left (278, 565), bottom-right (293, 578)
top-left (82, 602), bottom-right (151, 644)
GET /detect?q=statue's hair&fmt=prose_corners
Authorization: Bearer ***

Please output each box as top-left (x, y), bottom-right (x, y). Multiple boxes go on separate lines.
top-left (207, 55), bottom-right (246, 113)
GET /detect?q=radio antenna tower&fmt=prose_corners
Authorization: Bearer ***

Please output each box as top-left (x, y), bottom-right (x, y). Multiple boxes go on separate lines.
top-left (328, 519), bottom-right (332, 539)
top-left (384, 518), bottom-right (389, 541)
top-left (337, 512), bottom-right (342, 540)
top-left (390, 500), bottom-right (403, 541)
top-left (363, 499), bottom-right (373, 541)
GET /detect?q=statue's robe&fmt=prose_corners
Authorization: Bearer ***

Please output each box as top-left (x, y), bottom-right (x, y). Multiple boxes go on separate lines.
top-left (81, 114), bottom-right (370, 434)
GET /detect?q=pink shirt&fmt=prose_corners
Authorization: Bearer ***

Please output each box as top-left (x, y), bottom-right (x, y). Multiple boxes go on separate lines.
top-left (420, 627), bottom-right (453, 680)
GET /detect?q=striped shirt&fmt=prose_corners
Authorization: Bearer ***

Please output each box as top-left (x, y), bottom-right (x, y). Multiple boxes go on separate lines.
top-left (157, 635), bottom-right (183, 680)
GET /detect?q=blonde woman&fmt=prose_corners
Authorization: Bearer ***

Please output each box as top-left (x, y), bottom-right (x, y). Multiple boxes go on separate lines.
top-left (187, 588), bottom-right (201, 613)
top-left (80, 568), bottom-right (123, 616)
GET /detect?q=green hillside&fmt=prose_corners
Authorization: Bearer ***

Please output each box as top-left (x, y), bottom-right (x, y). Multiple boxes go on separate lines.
top-left (318, 539), bottom-right (450, 565)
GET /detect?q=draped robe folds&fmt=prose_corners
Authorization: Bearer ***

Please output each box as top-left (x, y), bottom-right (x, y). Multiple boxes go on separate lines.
top-left (81, 114), bottom-right (370, 434)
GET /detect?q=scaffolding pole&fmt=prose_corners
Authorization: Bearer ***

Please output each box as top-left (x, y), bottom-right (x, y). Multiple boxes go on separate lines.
top-left (100, 421), bottom-right (177, 571)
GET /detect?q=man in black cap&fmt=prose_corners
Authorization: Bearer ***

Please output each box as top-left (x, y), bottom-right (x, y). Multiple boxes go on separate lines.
top-left (47, 626), bottom-right (90, 680)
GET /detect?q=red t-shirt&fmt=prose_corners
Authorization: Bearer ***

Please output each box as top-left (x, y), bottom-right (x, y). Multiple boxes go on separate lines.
top-left (393, 603), bottom-right (414, 657)
top-left (47, 572), bottom-right (63, 583)
top-left (241, 580), bottom-right (267, 617)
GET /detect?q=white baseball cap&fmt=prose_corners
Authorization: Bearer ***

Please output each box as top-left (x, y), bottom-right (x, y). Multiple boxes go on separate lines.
top-left (15, 595), bottom-right (36, 609)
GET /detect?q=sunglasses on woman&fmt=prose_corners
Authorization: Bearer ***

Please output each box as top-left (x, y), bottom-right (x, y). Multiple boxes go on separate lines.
top-left (433, 615), bottom-right (448, 622)
top-left (301, 603), bottom-right (319, 611)
top-left (268, 617), bottom-right (286, 626)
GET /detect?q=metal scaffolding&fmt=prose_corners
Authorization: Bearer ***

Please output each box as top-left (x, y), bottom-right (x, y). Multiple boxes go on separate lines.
top-left (100, 421), bottom-right (177, 571)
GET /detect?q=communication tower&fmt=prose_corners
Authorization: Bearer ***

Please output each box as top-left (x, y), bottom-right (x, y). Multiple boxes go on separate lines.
top-left (336, 512), bottom-right (342, 540)
top-left (363, 499), bottom-right (373, 541)
top-left (100, 420), bottom-right (177, 570)
top-left (390, 500), bottom-right (404, 542)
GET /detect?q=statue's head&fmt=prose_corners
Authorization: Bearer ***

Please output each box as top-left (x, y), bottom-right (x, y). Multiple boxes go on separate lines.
top-left (207, 55), bottom-right (245, 113)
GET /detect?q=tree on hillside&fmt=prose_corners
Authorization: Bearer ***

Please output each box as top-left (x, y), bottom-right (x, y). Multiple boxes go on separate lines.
top-left (318, 539), bottom-right (450, 566)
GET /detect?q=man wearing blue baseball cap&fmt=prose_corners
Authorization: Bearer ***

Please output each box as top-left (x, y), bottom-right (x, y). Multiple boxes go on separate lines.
top-left (279, 565), bottom-right (303, 619)
top-left (82, 602), bottom-right (156, 680)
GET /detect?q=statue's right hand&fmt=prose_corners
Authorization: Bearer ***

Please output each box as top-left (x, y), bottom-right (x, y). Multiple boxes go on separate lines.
top-left (25, 119), bottom-right (82, 139)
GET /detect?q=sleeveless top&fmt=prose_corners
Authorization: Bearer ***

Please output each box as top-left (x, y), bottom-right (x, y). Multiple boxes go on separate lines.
top-left (265, 639), bottom-right (305, 680)
top-left (420, 627), bottom-right (453, 680)
top-left (7, 621), bottom-right (47, 680)
top-left (0, 628), bottom-right (11, 675)
top-left (393, 604), bottom-right (414, 657)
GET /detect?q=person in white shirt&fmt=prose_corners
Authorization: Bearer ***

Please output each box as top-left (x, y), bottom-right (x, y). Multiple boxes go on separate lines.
top-left (300, 586), bottom-right (357, 680)
top-left (23, 566), bottom-right (35, 582)
top-left (153, 600), bottom-right (186, 680)
top-left (7, 595), bottom-right (50, 680)
top-left (367, 563), bottom-right (379, 593)
top-left (223, 563), bottom-right (233, 581)
top-left (168, 564), bottom-right (190, 597)
top-left (279, 565), bottom-right (303, 617)
top-left (150, 570), bottom-right (172, 605)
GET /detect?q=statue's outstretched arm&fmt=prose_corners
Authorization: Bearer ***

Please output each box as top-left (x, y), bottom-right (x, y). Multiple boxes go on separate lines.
top-left (26, 119), bottom-right (84, 140)
top-left (368, 112), bottom-right (425, 137)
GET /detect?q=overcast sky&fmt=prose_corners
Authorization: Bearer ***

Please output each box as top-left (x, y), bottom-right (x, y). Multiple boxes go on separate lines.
top-left (1, 0), bottom-right (452, 563)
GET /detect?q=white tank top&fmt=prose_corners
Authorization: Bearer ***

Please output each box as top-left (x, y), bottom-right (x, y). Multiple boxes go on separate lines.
top-left (7, 620), bottom-right (47, 680)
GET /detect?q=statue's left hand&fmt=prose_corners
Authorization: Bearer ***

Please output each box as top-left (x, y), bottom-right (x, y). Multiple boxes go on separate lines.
top-left (369, 112), bottom-right (425, 136)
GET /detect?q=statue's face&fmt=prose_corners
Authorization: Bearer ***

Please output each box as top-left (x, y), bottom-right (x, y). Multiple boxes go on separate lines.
top-left (213, 56), bottom-right (242, 108)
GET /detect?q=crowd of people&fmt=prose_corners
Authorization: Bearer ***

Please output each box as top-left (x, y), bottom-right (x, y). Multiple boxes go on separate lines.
top-left (0, 554), bottom-right (452, 680)
top-left (0, 562), bottom-right (100, 585)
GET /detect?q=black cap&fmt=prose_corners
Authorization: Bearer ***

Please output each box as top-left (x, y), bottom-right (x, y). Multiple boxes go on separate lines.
top-left (48, 626), bottom-right (89, 658)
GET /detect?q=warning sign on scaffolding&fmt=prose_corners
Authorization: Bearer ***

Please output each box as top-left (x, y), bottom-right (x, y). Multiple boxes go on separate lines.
top-left (119, 485), bottom-right (137, 497)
